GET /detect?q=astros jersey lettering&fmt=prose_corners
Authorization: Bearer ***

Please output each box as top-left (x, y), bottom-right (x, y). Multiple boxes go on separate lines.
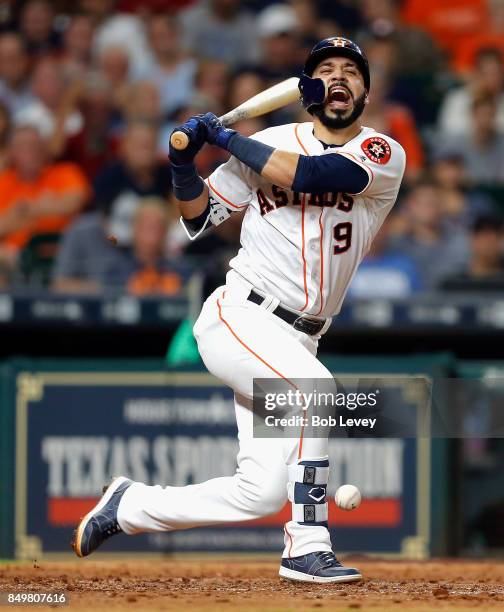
top-left (205, 122), bottom-right (406, 318)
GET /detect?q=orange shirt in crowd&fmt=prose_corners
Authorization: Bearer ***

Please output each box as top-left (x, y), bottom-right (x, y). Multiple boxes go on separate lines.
top-left (453, 34), bottom-right (504, 74)
top-left (386, 106), bottom-right (424, 177)
top-left (401, 0), bottom-right (489, 60)
top-left (0, 163), bottom-right (90, 251)
top-left (127, 266), bottom-right (182, 296)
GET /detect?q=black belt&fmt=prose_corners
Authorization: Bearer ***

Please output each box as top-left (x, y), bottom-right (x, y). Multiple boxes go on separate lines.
top-left (247, 290), bottom-right (326, 336)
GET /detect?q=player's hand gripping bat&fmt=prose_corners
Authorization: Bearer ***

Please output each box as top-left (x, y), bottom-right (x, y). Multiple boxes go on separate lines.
top-left (170, 77), bottom-right (300, 150)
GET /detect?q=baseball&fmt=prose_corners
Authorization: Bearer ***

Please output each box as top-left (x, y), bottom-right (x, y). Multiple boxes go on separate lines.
top-left (335, 484), bottom-right (362, 511)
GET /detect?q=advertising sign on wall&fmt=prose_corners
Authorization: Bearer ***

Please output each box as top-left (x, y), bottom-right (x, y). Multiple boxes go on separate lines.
top-left (13, 367), bottom-right (430, 559)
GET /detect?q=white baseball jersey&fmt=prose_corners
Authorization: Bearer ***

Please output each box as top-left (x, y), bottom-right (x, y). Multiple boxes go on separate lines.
top-left (197, 122), bottom-right (406, 318)
top-left (117, 124), bottom-right (406, 562)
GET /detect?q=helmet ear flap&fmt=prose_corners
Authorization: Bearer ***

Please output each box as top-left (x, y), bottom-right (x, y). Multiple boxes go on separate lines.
top-left (298, 74), bottom-right (327, 113)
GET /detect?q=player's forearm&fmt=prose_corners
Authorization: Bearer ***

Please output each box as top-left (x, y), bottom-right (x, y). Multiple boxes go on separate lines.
top-left (261, 150), bottom-right (299, 188)
top-left (176, 182), bottom-right (209, 220)
top-left (171, 162), bottom-right (208, 219)
top-left (226, 134), bottom-right (297, 189)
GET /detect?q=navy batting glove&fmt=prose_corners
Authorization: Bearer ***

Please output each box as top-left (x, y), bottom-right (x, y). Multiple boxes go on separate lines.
top-left (199, 112), bottom-right (237, 150)
top-left (169, 117), bottom-right (206, 166)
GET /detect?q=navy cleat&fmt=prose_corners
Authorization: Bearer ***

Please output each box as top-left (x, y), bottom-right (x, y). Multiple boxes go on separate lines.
top-left (72, 476), bottom-right (132, 557)
top-left (279, 551), bottom-right (362, 583)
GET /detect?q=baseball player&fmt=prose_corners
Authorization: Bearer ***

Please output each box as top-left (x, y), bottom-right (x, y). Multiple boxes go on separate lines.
top-left (73, 37), bottom-right (405, 583)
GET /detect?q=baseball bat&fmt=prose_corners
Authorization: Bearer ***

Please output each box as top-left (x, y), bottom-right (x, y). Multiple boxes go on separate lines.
top-left (170, 77), bottom-right (300, 151)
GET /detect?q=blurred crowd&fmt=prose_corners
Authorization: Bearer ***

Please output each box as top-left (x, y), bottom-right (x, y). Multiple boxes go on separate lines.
top-left (0, 0), bottom-right (503, 299)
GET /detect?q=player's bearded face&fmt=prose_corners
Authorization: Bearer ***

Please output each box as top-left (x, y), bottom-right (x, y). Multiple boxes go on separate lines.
top-left (313, 88), bottom-right (367, 129)
top-left (312, 58), bottom-right (367, 129)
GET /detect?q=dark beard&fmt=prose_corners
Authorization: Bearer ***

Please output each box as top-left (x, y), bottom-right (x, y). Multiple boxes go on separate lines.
top-left (312, 91), bottom-right (367, 129)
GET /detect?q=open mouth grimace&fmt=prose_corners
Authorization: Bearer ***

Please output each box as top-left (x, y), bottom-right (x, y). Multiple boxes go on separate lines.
top-left (327, 86), bottom-right (352, 110)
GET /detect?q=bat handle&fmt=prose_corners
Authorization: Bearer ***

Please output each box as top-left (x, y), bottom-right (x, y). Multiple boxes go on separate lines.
top-left (170, 130), bottom-right (189, 150)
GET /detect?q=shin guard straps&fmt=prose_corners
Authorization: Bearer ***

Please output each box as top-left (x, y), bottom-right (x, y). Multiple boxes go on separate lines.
top-left (288, 459), bottom-right (329, 527)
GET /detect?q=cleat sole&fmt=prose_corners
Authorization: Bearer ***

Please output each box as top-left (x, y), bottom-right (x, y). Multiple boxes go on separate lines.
top-left (279, 566), bottom-right (362, 584)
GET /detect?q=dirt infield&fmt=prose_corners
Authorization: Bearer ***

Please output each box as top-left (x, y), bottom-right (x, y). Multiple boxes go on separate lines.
top-left (0, 558), bottom-right (503, 611)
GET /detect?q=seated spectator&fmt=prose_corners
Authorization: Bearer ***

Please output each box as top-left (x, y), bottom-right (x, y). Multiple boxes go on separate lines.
top-left (96, 44), bottom-right (131, 112)
top-left (357, 0), bottom-right (443, 124)
top-left (59, 13), bottom-right (95, 81)
top-left (62, 72), bottom-right (119, 180)
top-left (92, 121), bottom-right (171, 247)
top-left (19, 0), bottom-right (61, 57)
top-left (289, 0), bottom-right (348, 47)
top-left (361, 31), bottom-right (399, 77)
top-left (227, 70), bottom-right (265, 110)
top-left (0, 33), bottom-right (35, 115)
top-left (441, 215), bottom-right (504, 291)
top-left (122, 78), bottom-right (187, 155)
top-left (401, 0), bottom-right (489, 64)
top-left (52, 198), bottom-right (188, 295)
top-left (122, 79), bottom-right (162, 128)
top-left (291, 0), bottom-right (322, 47)
top-left (194, 60), bottom-right (229, 117)
top-left (88, 0), bottom-right (152, 78)
top-left (311, 0), bottom-right (362, 32)
top-left (390, 179), bottom-right (469, 289)
top-left (432, 151), bottom-right (496, 229)
top-left (14, 57), bottom-right (84, 156)
top-left (51, 210), bottom-right (125, 294)
top-left (438, 48), bottom-right (504, 137)
top-left (0, 125), bottom-right (90, 268)
top-left (126, 198), bottom-right (187, 296)
top-left (181, 0), bottom-right (260, 68)
top-left (140, 13), bottom-right (197, 118)
top-left (348, 218), bottom-right (423, 298)
top-left (361, 68), bottom-right (424, 182)
top-left (246, 3), bottom-right (304, 125)
top-left (359, 0), bottom-right (443, 79)
top-left (453, 0), bottom-right (504, 75)
top-left (254, 3), bottom-right (303, 83)
top-left (436, 95), bottom-right (504, 187)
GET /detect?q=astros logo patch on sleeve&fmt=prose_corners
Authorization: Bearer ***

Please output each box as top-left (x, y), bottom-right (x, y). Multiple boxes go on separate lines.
top-left (361, 137), bottom-right (392, 164)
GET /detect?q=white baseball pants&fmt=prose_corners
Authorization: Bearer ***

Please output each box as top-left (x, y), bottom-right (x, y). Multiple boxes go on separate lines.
top-left (117, 270), bottom-right (334, 557)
